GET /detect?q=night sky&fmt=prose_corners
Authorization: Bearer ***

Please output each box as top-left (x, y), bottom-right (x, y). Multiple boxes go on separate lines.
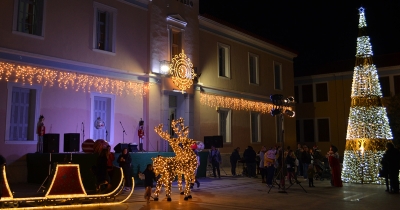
top-left (199, 0), bottom-right (400, 76)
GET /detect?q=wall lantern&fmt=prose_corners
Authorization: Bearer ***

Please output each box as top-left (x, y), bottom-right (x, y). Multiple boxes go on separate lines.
top-left (160, 60), bottom-right (170, 75)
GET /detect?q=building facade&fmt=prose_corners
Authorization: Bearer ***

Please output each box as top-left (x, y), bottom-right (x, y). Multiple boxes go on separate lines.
top-left (0, 0), bottom-right (296, 182)
top-left (294, 54), bottom-right (400, 157)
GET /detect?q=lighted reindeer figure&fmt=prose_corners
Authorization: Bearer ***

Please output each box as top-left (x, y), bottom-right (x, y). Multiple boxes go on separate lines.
top-left (151, 155), bottom-right (177, 201)
top-left (152, 118), bottom-right (198, 201)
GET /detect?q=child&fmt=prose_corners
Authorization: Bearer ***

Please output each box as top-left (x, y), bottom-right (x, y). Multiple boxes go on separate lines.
top-left (142, 164), bottom-right (156, 203)
top-left (307, 164), bottom-right (315, 187)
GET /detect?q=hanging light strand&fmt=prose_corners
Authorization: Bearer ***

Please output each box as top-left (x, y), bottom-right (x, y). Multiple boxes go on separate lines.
top-left (0, 61), bottom-right (149, 96)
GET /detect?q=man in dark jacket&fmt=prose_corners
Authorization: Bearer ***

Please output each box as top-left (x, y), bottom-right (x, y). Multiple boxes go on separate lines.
top-left (230, 147), bottom-right (241, 176)
top-left (301, 146), bottom-right (311, 179)
top-left (243, 146), bottom-right (257, 178)
top-left (385, 142), bottom-right (400, 193)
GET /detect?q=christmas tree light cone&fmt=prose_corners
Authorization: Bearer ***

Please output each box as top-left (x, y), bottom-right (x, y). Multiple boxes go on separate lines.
top-left (341, 7), bottom-right (393, 184)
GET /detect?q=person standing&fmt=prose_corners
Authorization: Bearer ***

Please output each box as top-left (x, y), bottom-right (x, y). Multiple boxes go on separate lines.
top-left (286, 150), bottom-right (296, 184)
top-left (328, 145), bottom-right (342, 187)
top-left (243, 146), bottom-right (257, 178)
top-left (106, 145), bottom-right (115, 182)
top-left (36, 115), bottom-right (45, 153)
top-left (96, 148), bottom-right (109, 192)
top-left (301, 146), bottom-right (311, 180)
top-left (191, 149), bottom-right (201, 188)
top-left (230, 147), bottom-right (241, 176)
top-left (0, 154), bottom-right (6, 199)
top-left (295, 144), bottom-right (303, 176)
top-left (208, 146), bottom-right (221, 178)
top-left (142, 164), bottom-right (156, 203)
top-left (259, 146), bottom-right (267, 183)
top-left (307, 164), bottom-right (315, 187)
top-left (117, 148), bottom-right (132, 191)
top-left (265, 147), bottom-right (276, 187)
top-left (384, 142), bottom-right (400, 193)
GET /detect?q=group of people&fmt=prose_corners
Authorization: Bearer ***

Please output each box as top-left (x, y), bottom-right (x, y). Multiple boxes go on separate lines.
top-left (228, 144), bottom-right (343, 188)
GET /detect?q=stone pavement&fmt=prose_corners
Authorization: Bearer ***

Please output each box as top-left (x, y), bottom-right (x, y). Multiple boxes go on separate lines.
top-left (5, 167), bottom-right (399, 210)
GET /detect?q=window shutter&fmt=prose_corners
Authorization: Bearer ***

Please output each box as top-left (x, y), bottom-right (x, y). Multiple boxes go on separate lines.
top-left (94, 96), bottom-right (108, 140)
top-left (10, 87), bottom-right (30, 141)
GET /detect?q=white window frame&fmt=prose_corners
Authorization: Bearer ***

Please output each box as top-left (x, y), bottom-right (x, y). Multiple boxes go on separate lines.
top-left (90, 92), bottom-right (115, 144)
top-left (316, 118), bottom-right (331, 142)
top-left (248, 53), bottom-right (259, 85)
top-left (92, 2), bottom-right (117, 54)
top-left (273, 61), bottom-right (282, 90)
top-left (12, 0), bottom-right (47, 39)
top-left (217, 43), bottom-right (231, 78)
top-left (250, 112), bottom-right (261, 143)
top-left (218, 108), bottom-right (231, 143)
top-left (5, 82), bottom-right (42, 144)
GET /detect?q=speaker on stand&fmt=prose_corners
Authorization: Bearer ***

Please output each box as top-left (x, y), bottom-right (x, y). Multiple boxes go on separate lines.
top-left (64, 133), bottom-right (80, 152)
top-left (43, 134), bottom-right (60, 153)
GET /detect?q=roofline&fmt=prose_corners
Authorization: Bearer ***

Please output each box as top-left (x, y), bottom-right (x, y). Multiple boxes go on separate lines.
top-left (198, 15), bottom-right (297, 60)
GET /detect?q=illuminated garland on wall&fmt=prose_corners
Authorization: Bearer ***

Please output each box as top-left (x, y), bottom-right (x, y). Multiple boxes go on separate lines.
top-left (341, 7), bottom-right (393, 184)
top-left (170, 50), bottom-right (196, 93)
top-left (0, 62), bottom-right (149, 96)
top-left (200, 92), bottom-right (286, 114)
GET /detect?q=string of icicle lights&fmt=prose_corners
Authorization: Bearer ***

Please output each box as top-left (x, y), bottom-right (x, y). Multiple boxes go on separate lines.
top-left (199, 92), bottom-right (288, 114)
top-left (341, 7), bottom-right (393, 184)
top-left (0, 61), bottom-right (149, 96)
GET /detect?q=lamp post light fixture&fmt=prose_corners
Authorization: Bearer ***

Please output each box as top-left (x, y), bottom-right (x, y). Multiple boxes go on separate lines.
top-left (160, 60), bottom-right (170, 75)
top-left (269, 94), bottom-right (299, 194)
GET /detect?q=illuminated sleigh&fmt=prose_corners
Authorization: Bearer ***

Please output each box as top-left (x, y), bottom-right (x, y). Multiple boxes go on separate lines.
top-left (0, 163), bottom-right (134, 209)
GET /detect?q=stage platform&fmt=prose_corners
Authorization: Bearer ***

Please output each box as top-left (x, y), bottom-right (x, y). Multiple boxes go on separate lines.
top-left (27, 152), bottom-right (208, 190)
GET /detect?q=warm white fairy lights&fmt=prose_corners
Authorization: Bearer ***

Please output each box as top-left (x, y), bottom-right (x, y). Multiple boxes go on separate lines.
top-left (200, 92), bottom-right (285, 114)
top-left (0, 62), bottom-right (149, 96)
top-left (152, 118), bottom-right (197, 201)
top-left (341, 7), bottom-right (393, 184)
top-left (351, 65), bottom-right (381, 97)
top-left (170, 50), bottom-right (196, 94)
top-left (356, 36), bottom-right (373, 57)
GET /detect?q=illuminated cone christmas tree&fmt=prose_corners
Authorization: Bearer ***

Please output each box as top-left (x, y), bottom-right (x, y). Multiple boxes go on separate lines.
top-left (341, 7), bottom-right (393, 184)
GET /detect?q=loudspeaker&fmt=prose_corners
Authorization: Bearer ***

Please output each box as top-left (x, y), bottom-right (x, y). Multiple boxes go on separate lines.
top-left (43, 133), bottom-right (60, 153)
top-left (114, 143), bottom-right (132, 153)
top-left (204, 136), bottom-right (224, 149)
top-left (64, 133), bottom-right (80, 152)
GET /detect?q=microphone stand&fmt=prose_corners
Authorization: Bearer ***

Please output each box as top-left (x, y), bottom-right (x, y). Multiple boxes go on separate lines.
top-left (106, 130), bottom-right (108, 142)
top-left (82, 122), bottom-right (85, 149)
top-left (120, 121), bottom-right (127, 143)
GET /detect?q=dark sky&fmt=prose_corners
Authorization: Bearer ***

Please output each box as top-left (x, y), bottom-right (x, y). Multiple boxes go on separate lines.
top-left (199, 0), bottom-right (400, 76)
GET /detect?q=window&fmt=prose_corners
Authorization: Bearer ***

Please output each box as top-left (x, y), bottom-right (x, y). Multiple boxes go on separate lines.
top-left (249, 53), bottom-right (259, 84)
top-left (316, 83), bottom-right (328, 102)
top-left (250, 112), bottom-right (260, 143)
top-left (90, 93), bottom-right (115, 143)
top-left (303, 119), bottom-right (315, 142)
top-left (93, 2), bottom-right (116, 53)
top-left (296, 120), bottom-right (301, 142)
top-left (218, 43), bottom-right (230, 78)
top-left (171, 29), bottom-right (182, 58)
top-left (379, 76), bottom-right (390, 97)
top-left (6, 83), bottom-right (42, 143)
top-left (218, 108), bottom-right (231, 143)
top-left (273, 62), bottom-right (282, 90)
top-left (294, 86), bottom-right (299, 104)
top-left (302, 84), bottom-right (313, 103)
top-left (317, 119), bottom-right (330, 142)
top-left (13, 0), bottom-right (45, 36)
top-left (394, 75), bottom-right (400, 96)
